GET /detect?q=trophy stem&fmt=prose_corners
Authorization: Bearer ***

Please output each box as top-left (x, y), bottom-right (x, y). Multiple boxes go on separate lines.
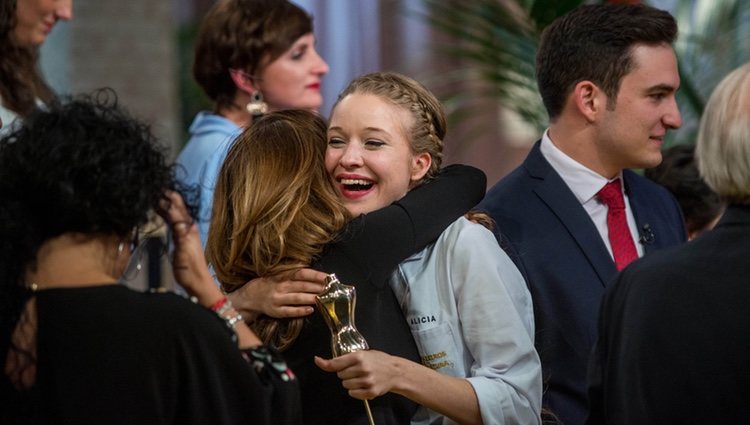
top-left (364, 400), bottom-right (375, 425)
top-left (316, 274), bottom-right (376, 424)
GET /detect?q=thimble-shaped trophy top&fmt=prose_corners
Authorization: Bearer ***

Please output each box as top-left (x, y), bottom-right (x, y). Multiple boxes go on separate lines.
top-left (316, 273), bottom-right (375, 425)
top-left (315, 273), bottom-right (369, 357)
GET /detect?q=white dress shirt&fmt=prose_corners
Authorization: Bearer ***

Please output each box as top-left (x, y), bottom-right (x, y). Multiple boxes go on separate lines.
top-left (540, 130), bottom-right (645, 258)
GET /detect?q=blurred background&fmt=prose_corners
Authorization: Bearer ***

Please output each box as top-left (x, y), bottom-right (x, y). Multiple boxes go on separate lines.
top-left (40, 0), bottom-right (750, 188)
top-left (38, 0), bottom-right (749, 289)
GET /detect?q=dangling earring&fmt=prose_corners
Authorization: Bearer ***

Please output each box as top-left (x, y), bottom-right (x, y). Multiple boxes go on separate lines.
top-left (121, 246), bottom-right (143, 281)
top-left (120, 228), bottom-right (143, 281)
top-left (246, 91), bottom-right (268, 118)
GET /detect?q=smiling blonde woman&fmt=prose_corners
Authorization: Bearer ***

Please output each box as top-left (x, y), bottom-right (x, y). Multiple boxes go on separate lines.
top-left (316, 72), bottom-right (542, 425)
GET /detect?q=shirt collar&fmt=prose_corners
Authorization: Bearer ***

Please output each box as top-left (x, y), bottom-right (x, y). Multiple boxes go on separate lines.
top-left (540, 129), bottom-right (623, 204)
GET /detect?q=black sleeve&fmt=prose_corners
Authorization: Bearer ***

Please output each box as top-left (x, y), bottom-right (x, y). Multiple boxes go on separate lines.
top-left (237, 346), bottom-right (302, 425)
top-left (176, 308), bottom-right (302, 425)
top-left (585, 272), bottom-right (623, 425)
top-left (334, 164), bottom-right (486, 284)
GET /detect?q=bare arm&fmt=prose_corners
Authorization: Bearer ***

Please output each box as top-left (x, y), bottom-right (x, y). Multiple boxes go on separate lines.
top-left (226, 268), bottom-right (327, 321)
top-left (159, 190), bottom-right (261, 349)
top-left (315, 351), bottom-right (483, 425)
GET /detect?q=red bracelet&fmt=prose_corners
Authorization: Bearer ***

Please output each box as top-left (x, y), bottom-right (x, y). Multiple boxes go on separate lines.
top-left (209, 297), bottom-right (228, 312)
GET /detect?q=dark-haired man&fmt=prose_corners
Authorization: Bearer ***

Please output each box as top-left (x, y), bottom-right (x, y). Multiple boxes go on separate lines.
top-left (479, 4), bottom-right (687, 424)
top-left (588, 62), bottom-right (750, 425)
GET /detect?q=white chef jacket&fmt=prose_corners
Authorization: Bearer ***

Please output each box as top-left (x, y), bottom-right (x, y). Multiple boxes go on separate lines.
top-left (390, 217), bottom-right (542, 425)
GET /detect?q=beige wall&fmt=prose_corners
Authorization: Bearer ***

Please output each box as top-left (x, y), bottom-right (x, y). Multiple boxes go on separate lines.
top-left (41, 0), bottom-right (182, 290)
top-left (44, 0), bottom-right (181, 160)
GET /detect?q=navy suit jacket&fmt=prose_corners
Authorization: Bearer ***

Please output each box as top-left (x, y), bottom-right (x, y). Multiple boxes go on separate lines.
top-left (479, 141), bottom-right (686, 425)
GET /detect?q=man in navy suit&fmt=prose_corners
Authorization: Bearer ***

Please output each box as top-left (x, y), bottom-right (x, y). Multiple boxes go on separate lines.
top-left (586, 62), bottom-right (750, 425)
top-left (479, 4), bottom-right (687, 424)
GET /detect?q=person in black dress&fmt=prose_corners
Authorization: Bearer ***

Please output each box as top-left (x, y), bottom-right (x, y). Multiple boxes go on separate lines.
top-left (206, 110), bottom-right (486, 424)
top-left (0, 91), bottom-right (301, 424)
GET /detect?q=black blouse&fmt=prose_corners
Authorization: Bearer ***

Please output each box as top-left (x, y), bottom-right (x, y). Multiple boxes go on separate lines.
top-left (1, 285), bottom-right (300, 425)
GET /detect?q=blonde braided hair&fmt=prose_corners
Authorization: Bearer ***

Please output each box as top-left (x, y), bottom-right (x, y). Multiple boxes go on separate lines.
top-left (332, 72), bottom-right (446, 180)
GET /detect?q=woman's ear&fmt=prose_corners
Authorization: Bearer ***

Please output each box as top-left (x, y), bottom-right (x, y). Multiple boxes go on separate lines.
top-left (410, 152), bottom-right (432, 183)
top-left (229, 69), bottom-right (258, 94)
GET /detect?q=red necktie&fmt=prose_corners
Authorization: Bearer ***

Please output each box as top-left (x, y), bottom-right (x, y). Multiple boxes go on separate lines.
top-left (597, 179), bottom-right (638, 271)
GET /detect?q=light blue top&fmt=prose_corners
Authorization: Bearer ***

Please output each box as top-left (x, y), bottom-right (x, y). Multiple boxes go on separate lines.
top-left (1, 98), bottom-right (21, 136)
top-left (176, 111), bottom-right (241, 246)
top-left (390, 217), bottom-right (543, 425)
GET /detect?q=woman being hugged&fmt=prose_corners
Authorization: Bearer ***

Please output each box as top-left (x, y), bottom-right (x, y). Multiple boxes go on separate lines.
top-left (177, 0), bottom-right (329, 244)
top-left (315, 72), bottom-right (543, 425)
top-left (207, 109), bottom-right (486, 424)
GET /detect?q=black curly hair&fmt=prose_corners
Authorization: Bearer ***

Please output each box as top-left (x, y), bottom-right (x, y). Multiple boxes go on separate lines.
top-left (0, 89), bottom-right (179, 382)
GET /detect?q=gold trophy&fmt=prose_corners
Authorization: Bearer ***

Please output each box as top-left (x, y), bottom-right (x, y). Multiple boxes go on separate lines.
top-left (316, 273), bottom-right (375, 425)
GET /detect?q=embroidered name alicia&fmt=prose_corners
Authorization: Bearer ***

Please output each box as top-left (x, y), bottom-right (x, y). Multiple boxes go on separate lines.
top-left (410, 315), bottom-right (436, 325)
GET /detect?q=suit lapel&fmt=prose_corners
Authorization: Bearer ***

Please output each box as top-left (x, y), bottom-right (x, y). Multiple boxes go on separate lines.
top-left (525, 142), bottom-right (617, 286)
top-left (623, 170), bottom-right (667, 253)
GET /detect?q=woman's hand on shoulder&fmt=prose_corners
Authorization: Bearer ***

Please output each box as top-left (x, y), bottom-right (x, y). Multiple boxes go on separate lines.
top-left (228, 268), bottom-right (327, 320)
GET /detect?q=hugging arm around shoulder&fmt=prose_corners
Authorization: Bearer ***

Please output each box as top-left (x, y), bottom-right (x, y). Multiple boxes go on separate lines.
top-left (342, 164), bottom-right (486, 282)
top-left (398, 164), bottom-right (486, 249)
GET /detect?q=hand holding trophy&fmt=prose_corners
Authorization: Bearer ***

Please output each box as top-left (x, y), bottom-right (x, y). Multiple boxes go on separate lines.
top-left (315, 274), bottom-right (375, 425)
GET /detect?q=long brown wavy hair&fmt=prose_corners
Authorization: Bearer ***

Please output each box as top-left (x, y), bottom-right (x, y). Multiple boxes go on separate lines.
top-left (0, 0), bottom-right (55, 118)
top-left (206, 109), bottom-right (348, 350)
